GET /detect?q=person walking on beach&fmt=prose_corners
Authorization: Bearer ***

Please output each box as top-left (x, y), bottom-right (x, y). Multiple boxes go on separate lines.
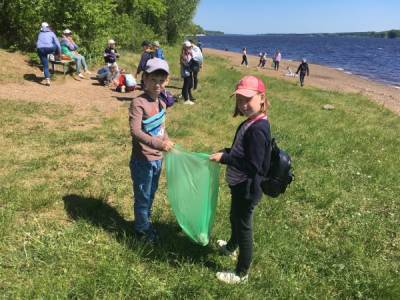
top-left (36, 22), bottom-right (61, 86)
top-left (210, 75), bottom-right (271, 284)
top-left (129, 58), bottom-right (174, 243)
top-left (241, 48), bottom-right (248, 67)
top-left (273, 49), bottom-right (281, 71)
top-left (296, 58), bottom-right (310, 87)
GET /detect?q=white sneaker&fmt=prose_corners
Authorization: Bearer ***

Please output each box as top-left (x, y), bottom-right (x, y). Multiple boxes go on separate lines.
top-left (45, 78), bottom-right (51, 86)
top-left (183, 100), bottom-right (195, 105)
top-left (217, 240), bottom-right (238, 260)
top-left (216, 271), bottom-right (248, 284)
top-left (78, 73), bottom-right (85, 79)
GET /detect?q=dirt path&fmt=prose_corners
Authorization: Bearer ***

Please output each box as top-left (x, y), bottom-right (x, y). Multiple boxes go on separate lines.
top-left (0, 50), bottom-right (130, 115)
top-left (205, 48), bottom-right (400, 115)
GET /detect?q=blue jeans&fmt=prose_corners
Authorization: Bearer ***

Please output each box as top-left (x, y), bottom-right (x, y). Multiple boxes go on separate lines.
top-left (37, 46), bottom-right (57, 79)
top-left (130, 159), bottom-right (163, 232)
top-left (73, 54), bottom-right (88, 74)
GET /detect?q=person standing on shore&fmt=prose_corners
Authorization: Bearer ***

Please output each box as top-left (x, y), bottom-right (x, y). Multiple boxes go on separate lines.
top-left (210, 75), bottom-right (271, 284)
top-left (296, 58), bottom-right (310, 87)
top-left (36, 22), bottom-right (61, 86)
top-left (241, 48), bottom-right (248, 67)
top-left (273, 49), bottom-right (281, 71)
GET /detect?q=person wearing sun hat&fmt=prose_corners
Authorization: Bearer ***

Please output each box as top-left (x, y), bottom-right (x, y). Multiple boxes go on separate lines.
top-left (180, 40), bottom-right (195, 104)
top-left (210, 75), bottom-right (272, 284)
top-left (104, 39), bottom-right (120, 64)
top-left (60, 29), bottom-right (91, 78)
top-left (36, 22), bottom-right (61, 86)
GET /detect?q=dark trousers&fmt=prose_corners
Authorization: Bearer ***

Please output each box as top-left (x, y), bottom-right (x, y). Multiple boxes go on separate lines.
top-left (226, 181), bottom-right (259, 276)
top-left (300, 72), bottom-right (306, 86)
top-left (37, 46), bottom-right (57, 79)
top-left (192, 70), bottom-right (199, 90)
top-left (241, 55), bottom-right (248, 66)
top-left (274, 61), bottom-right (280, 70)
top-left (182, 74), bottom-right (193, 101)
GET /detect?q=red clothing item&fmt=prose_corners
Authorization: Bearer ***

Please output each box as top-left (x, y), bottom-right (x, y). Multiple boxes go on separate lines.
top-left (117, 74), bottom-right (126, 87)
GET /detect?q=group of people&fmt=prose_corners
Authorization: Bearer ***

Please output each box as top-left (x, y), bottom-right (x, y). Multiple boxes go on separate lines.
top-left (242, 48), bottom-right (282, 70)
top-left (241, 47), bottom-right (310, 86)
top-left (36, 22), bottom-right (92, 85)
top-left (35, 22), bottom-right (296, 285)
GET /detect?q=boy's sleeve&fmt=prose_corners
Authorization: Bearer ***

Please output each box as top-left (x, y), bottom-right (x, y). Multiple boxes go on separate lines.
top-left (129, 99), bottom-right (164, 150)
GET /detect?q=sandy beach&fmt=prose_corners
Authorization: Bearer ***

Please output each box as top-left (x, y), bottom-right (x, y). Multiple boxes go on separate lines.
top-left (204, 48), bottom-right (400, 115)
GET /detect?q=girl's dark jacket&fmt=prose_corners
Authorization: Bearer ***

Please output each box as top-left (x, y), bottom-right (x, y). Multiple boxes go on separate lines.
top-left (220, 118), bottom-right (271, 201)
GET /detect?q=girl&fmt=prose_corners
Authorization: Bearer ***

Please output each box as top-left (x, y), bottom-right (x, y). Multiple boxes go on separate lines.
top-left (210, 75), bottom-right (271, 284)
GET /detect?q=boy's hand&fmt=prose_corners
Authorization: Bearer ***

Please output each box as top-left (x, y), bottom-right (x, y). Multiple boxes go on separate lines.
top-left (162, 140), bottom-right (174, 152)
top-left (209, 152), bottom-right (223, 162)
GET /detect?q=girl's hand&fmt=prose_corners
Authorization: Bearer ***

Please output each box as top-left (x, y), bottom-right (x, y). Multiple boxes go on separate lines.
top-left (209, 152), bottom-right (223, 162)
top-left (162, 140), bottom-right (174, 152)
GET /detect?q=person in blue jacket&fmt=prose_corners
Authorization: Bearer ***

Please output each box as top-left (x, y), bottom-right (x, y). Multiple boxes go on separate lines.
top-left (36, 22), bottom-right (61, 86)
top-left (152, 41), bottom-right (165, 60)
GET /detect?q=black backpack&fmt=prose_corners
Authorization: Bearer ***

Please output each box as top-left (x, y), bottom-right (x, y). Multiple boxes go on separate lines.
top-left (261, 138), bottom-right (294, 198)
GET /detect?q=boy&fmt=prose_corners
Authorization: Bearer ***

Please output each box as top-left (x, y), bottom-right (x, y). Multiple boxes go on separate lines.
top-left (129, 58), bottom-right (174, 243)
top-left (136, 40), bottom-right (154, 88)
top-left (296, 58), bottom-right (310, 87)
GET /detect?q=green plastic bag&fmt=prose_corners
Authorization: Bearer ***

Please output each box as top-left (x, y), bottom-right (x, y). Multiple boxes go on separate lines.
top-left (165, 145), bottom-right (220, 246)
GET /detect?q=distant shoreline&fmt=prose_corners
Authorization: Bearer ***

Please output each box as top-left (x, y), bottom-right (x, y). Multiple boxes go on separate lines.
top-left (202, 30), bottom-right (400, 39)
top-left (204, 48), bottom-right (400, 115)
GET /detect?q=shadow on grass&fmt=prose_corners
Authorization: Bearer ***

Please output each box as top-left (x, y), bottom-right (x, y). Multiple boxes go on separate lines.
top-left (23, 73), bottom-right (43, 84)
top-left (112, 96), bottom-right (134, 101)
top-left (63, 194), bottom-right (220, 271)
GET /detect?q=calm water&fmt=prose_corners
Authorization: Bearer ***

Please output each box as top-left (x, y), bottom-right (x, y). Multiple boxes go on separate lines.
top-left (199, 34), bottom-right (400, 87)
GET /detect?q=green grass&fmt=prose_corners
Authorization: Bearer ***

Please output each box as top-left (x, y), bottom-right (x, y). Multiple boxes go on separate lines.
top-left (1, 48), bottom-right (399, 299)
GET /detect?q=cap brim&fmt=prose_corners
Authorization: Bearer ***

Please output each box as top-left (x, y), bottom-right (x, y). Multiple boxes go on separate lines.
top-left (145, 67), bottom-right (169, 75)
top-left (231, 89), bottom-right (258, 98)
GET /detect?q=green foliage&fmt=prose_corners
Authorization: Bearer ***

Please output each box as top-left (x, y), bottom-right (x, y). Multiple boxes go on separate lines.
top-left (0, 0), bottom-right (200, 54)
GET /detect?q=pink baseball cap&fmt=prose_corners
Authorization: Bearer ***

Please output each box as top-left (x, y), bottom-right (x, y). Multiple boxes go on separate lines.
top-left (232, 75), bottom-right (266, 97)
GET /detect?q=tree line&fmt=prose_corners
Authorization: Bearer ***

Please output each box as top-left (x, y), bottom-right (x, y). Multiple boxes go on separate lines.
top-left (0, 0), bottom-right (200, 56)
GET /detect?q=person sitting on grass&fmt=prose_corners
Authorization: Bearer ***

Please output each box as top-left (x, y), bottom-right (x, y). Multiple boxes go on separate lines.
top-left (104, 39), bottom-right (119, 64)
top-left (60, 29), bottom-right (91, 78)
top-left (115, 69), bottom-right (136, 93)
top-left (285, 66), bottom-right (297, 77)
top-left (96, 62), bottom-right (120, 86)
top-left (129, 58), bottom-right (174, 243)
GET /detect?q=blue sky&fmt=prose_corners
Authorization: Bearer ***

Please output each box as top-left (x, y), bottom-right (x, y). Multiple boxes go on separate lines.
top-left (193, 0), bottom-right (400, 34)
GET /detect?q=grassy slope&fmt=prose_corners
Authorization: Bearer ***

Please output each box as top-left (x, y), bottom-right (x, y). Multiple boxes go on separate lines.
top-left (0, 47), bottom-right (399, 299)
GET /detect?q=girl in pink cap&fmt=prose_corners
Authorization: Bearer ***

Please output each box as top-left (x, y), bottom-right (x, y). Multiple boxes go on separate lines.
top-left (210, 75), bottom-right (271, 284)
